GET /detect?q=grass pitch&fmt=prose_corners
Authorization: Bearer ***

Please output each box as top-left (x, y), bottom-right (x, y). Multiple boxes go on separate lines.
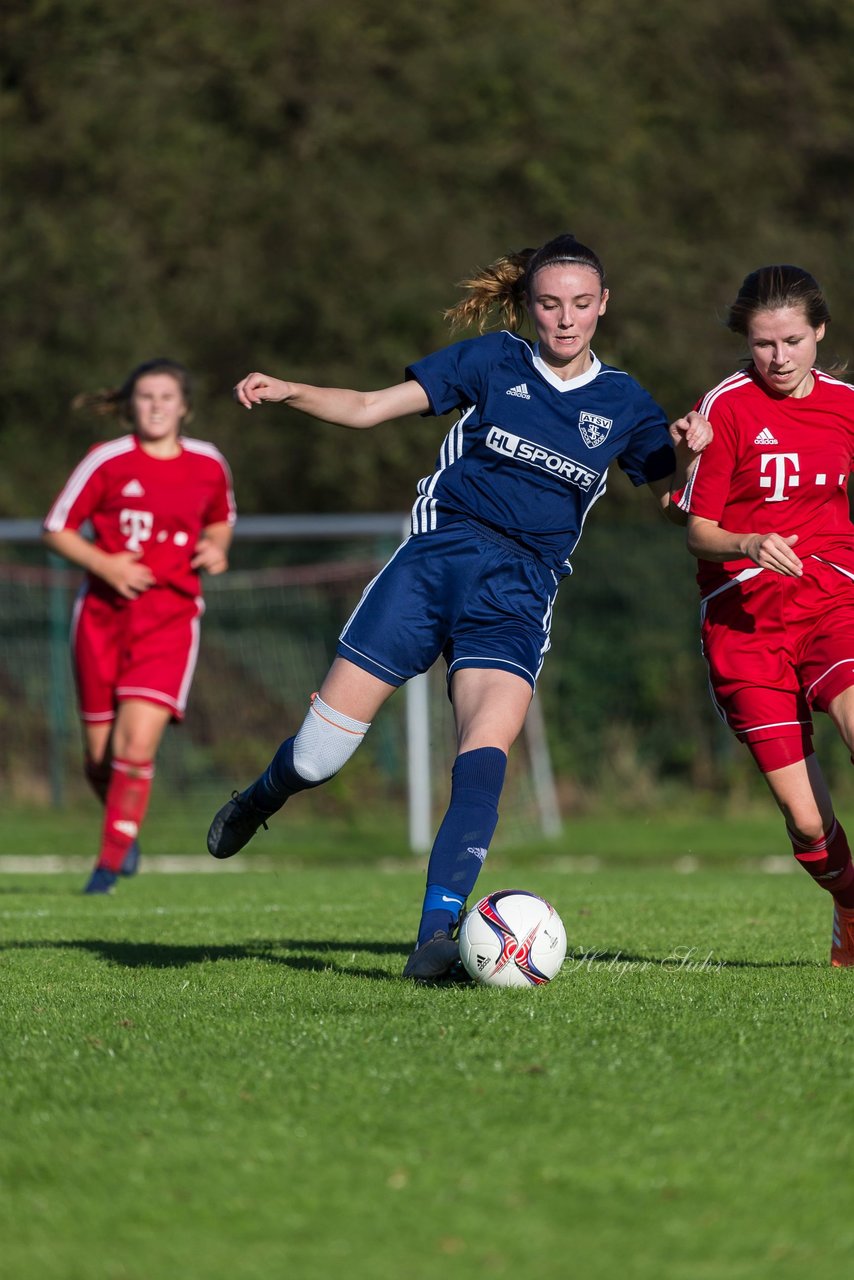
top-left (1, 856), bottom-right (852, 1280)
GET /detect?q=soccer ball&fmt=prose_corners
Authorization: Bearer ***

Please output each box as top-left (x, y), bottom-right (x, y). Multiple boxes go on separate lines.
top-left (459, 889), bottom-right (567, 987)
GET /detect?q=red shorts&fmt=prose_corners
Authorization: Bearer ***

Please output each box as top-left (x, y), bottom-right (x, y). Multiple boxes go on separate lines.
top-left (700, 555), bottom-right (854, 754)
top-left (71, 585), bottom-right (203, 723)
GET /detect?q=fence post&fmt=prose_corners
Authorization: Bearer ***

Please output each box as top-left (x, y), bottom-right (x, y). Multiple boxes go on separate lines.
top-left (406, 671), bottom-right (432, 854)
top-left (46, 553), bottom-right (69, 808)
top-left (523, 694), bottom-right (562, 838)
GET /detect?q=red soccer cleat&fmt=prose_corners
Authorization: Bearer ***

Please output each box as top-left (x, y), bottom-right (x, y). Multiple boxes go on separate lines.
top-left (830, 903), bottom-right (854, 968)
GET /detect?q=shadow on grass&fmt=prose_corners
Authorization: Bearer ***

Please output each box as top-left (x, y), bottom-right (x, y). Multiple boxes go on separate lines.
top-left (0, 885), bottom-right (63, 896)
top-left (1, 939), bottom-right (818, 978)
top-left (0, 937), bottom-right (410, 981)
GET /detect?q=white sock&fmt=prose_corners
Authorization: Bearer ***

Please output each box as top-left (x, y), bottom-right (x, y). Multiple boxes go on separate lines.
top-left (292, 694), bottom-right (371, 782)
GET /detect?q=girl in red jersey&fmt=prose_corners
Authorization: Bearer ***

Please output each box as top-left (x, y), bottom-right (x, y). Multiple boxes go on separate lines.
top-left (681, 266), bottom-right (854, 966)
top-left (44, 359), bottom-right (236, 893)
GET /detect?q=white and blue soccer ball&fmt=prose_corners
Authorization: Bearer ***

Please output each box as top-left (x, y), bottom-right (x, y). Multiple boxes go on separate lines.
top-left (459, 889), bottom-right (567, 987)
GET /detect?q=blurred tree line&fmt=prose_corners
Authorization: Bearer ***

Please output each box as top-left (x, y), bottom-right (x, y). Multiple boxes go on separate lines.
top-left (2, 0), bottom-right (853, 519)
top-left (2, 0), bottom-right (854, 805)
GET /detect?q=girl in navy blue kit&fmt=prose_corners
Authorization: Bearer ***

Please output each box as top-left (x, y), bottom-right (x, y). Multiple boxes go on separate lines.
top-left (208, 233), bottom-right (711, 980)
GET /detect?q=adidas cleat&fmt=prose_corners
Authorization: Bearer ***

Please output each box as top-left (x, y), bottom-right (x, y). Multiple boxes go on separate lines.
top-left (207, 787), bottom-right (269, 859)
top-left (831, 902), bottom-right (854, 968)
top-left (120, 838), bottom-right (140, 877)
top-left (402, 929), bottom-right (462, 983)
top-left (83, 866), bottom-right (118, 895)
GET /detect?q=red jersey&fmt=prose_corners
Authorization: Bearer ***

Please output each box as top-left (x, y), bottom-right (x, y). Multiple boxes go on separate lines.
top-left (681, 367), bottom-right (854, 595)
top-left (45, 434), bottom-right (236, 600)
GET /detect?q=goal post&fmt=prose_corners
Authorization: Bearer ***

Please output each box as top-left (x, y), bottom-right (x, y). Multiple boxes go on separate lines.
top-left (0, 515), bottom-right (561, 851)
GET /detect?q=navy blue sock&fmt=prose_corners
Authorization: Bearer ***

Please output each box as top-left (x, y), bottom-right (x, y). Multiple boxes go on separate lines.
top-left (250, 737), bottom-right (323, 815)
top-left (416, 747), bottom-right (507, 945)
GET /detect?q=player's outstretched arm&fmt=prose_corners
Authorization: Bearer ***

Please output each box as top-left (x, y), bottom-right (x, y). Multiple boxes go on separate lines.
top-left (233, 372), bottom-right (430, 429)
top-left (686, 515), bottom-right (803, 576)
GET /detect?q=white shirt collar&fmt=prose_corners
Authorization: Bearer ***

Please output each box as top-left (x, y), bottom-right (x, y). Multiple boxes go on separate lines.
top-left (533, 345), bottom-right (602, 392)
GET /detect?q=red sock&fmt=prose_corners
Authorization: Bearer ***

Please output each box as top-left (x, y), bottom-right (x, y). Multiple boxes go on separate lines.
top-left (789, 818), bottom-right (854, 909)
top-left (84, 755), bottom-right (111, 805)
top-left (97, 758), bottom-right (154, 872)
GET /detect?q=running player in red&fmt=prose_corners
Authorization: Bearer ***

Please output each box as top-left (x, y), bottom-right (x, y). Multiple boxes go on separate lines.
top-left (44, 359), bottom-right (236, 894)
top-left (680, 265), bottom-right (854, 966)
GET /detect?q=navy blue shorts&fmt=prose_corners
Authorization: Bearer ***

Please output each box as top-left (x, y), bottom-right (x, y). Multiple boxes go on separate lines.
top-left (337, 520), bottom-right (559, 692)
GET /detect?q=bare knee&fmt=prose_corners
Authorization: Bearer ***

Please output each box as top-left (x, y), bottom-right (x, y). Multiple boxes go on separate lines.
top-left (828, 687), bottom-right (854, 756)
top-left (785, 811), bottom-right (827, 845)
top-left (112, 703), bottom-right (171, 762)
top-left (451, 670), bottom-right (532, 756)
top-left (762, 753), bottom-right (833, 842)
top-left (111, 731), bottom-right (155, 762)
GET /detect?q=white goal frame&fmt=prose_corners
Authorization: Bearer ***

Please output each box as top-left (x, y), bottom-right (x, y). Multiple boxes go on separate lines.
top-left (1, 515), bottom-right (562, 851)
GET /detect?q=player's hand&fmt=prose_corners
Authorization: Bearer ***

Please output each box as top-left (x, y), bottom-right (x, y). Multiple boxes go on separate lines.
top-left (233, 372), bottom-right (292, 409)
top-left (102, 551), bottom-right (156, 599)
top-left (669, 411), bottom-right (713, 454)
top-left (191, 537), bottom-right (229, 575)
top-left (743, 532), bottom-right (803, 577)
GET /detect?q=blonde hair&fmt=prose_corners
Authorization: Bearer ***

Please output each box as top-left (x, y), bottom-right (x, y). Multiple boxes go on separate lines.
top-left (444, 249), bottom-right (535, 333)
top-left (444, 233), bottom-right (606, 333)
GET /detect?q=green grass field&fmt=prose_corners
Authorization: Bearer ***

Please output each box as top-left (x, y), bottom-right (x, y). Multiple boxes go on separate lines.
top-left (1, 814), bottom-right (853, 1280)
top-left (0, 792), bottom-right (837, 864)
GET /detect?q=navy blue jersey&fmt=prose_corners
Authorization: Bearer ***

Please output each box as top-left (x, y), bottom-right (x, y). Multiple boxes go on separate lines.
top-left (406, 330), bottom-right (674, 577)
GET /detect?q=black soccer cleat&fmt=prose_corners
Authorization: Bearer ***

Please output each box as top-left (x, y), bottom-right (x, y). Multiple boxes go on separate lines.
top-left (402, 929), bottom-right (463, 983)
top-left (207, 787), bottom-right (270, 859)
top-left (83, 866), bottom-right (118, 895)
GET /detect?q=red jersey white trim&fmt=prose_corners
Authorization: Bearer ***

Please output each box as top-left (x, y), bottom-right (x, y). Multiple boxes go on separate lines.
top-left (180, 436), bottom-right (237, 527)
top-left (44, 433), bottom-right (236, 599)
top-left (45, 436), bottom-right (137, 532)
top-left (685, 366), bottom-right (854, 594)
top-left (697, 370), bottom-right (752, 420)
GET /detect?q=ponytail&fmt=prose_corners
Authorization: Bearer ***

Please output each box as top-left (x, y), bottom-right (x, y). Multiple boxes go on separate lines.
top-left (444, 233), bottom-right (605, 333)
top-left (72, 358), bottom-right (193, 425)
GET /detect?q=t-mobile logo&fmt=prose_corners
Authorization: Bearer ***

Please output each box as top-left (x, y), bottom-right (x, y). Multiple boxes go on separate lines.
top-left (119, 508), bottom-right (154, 551)
top-left (759, 453), bottom-right (799, 502)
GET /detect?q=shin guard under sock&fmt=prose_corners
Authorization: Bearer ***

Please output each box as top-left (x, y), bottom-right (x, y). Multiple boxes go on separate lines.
top-left (417, 747), bottom-right (507, 946)
top-left (97, 758), bottom-right (154, 873)
top-left (251, 697), bottom-right (371, 814)
top-left (790, 818), bottom-right (854, 909)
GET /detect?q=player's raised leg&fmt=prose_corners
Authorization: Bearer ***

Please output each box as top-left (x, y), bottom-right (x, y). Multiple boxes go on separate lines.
top-left (206, 658), bottom-right (395, 858)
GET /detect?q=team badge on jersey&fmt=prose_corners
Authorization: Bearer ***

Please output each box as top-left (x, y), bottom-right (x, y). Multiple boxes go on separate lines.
top-left (578, 411), bottom-right (613, 448)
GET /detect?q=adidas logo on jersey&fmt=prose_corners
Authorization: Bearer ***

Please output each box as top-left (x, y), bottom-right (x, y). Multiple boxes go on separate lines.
top-left (121, 479), bottom-right (145, 497)
top-left (506, 383), bottom-right (531, 399)
top-left (753, 428), bottom-right (779, 445)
